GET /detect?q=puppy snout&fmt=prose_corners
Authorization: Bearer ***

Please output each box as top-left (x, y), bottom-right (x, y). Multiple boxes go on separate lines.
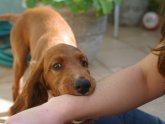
top-left (74, 77), bottom-right (91, 95)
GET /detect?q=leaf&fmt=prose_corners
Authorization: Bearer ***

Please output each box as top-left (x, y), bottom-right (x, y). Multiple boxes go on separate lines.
top-left (64, 0), bottom-right (92, 14)
top-left (93, 0), bottom-right (102, 15)
top-left (81, 0), bottom-right (93, 10)
top-left (98, 0), bottom-right (114, 15)
top-left (41, 0), bottom-right (50, 4)
top-left (51, 1), bottom-right (64, 8)
top-left (64, 0), bottom-right (73, 5)
top-left (73, 0), bottom-right (82, 3)
top-left (67, 4), bottom-right (81, 14)
top-left (26, 0), bottom-right (37, 8)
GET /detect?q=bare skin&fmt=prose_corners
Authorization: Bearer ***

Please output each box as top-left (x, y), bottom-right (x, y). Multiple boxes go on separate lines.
top-left (5, 53), bottom-right (165, 124)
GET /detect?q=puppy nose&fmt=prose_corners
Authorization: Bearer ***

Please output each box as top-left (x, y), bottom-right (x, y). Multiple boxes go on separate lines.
top-left (74, 77), bottom-right (91, 95)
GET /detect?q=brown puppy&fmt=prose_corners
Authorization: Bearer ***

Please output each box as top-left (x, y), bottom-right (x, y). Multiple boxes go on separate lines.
top-left (0, 7), bottom-right (95, 116)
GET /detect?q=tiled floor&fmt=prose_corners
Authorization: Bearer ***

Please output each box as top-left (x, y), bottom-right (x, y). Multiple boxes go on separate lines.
top-left (0, 25), bottom-right (165, 123)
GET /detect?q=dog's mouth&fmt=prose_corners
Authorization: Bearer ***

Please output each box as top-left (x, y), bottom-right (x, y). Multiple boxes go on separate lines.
top-left (48, 89), bottom-right (60, 97)
top-left (72, 119), bottom-right (94, 124)
top-left (72, 120), bottom-right (86, 124)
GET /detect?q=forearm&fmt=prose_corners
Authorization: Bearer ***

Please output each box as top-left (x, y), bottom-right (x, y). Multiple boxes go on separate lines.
top-left (85, 65), bottom-right (155, 117)
top-left (73, 65), bottom-right (150, 119)
top-left (66, 55), bottom-right (165, 121)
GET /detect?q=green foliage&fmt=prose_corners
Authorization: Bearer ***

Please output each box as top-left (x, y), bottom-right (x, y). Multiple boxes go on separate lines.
top-left (148, 0), bottom-right (161, 12)
top-left (25, 0), bottom-right (122, 15)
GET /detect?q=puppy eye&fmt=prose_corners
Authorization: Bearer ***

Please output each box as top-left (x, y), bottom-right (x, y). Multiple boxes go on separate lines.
top-left (52, 63), bottom-right (62, 70)
top-left (80, 60), bottom-right (88, 67)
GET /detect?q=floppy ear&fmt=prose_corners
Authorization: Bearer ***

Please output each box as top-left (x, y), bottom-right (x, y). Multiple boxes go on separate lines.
top-left (9, 58), bottom-right (48, 115)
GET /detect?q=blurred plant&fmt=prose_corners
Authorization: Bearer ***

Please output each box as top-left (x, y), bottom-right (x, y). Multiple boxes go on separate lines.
top-left (24, 0), bottom-right (122, 15)
top-left (148, 0), bottom-right (161, 12)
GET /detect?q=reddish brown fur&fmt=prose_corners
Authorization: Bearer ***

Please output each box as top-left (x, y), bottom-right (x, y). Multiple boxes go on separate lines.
top-left (0, 7), bottom-right (95, 116)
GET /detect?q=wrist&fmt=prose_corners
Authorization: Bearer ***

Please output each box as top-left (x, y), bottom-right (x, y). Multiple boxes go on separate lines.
top-left (44, 95), bottom-right (85, 123)
top-left (60, 95), bottom-right (87, 122)
top-left (44, 95), bottom-right (92, 123)
top-left (64, 95), bottom-right (92, 121)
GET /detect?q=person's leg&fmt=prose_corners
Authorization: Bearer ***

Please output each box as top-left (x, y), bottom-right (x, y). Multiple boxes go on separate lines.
top-left (94, 109), bottom-right (165, 124)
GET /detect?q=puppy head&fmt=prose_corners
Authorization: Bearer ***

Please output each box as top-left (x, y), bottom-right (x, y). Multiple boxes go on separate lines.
top-left (43, 43), bottom-right (96, 96)
top-left (9, 43), bottom-right (96, 115)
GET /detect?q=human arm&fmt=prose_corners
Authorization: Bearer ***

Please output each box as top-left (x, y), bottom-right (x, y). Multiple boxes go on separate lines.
top-left (79, 53), bottom-right (165, 118)
top-left (5, 53), bottom-right (165, 124)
